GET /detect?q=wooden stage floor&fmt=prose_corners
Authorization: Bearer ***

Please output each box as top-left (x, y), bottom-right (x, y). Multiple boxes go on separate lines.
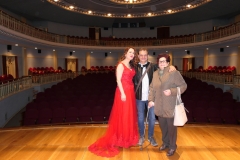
top-left (0, 124), bottom-right (240, 160)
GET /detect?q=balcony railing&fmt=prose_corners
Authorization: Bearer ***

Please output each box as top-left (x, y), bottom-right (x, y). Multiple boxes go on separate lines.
top-left (0, 77), bottom-right (32, 100)
top-left (31, 72), bottom-right (80, 84)
top-left (0, 72), bottom-right (81, 100)
top-left (1, 10), bottom-right (240, 47)
top-left (233, 75), bottom-right (240, 88)
top-left (182, 71), bottom-right (236, 85)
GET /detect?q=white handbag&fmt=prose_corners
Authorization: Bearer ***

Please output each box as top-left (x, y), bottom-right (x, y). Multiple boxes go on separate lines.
top-left (173, 87), bottom-right (188, 126)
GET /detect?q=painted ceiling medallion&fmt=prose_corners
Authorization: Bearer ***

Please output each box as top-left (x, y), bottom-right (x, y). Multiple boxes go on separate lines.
top-left (110, 0), bottom-right (150, 4)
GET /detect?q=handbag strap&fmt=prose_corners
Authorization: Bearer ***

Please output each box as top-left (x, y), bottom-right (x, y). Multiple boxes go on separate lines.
top-left (135, 63), bottom-right (151, 94)
top-left (176, 87), bottom-right (182, 105)
top-left (175, 87), bottom-right (189, 113)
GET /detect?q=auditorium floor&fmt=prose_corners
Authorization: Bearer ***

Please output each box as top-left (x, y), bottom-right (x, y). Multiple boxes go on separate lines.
top-left (0, 124), bottom-right (240, 160)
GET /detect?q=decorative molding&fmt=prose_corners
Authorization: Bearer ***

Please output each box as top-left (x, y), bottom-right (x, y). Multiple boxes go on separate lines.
top-left (47, 0), bottom-right (212, 18)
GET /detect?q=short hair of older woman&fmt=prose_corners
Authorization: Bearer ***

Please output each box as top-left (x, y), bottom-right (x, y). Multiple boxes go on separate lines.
top-left (157, 54), bottom-right (171, 64)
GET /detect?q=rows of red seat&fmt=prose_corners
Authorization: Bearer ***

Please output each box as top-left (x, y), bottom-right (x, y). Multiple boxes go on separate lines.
top-left (0, 74), bottom-right (14, 84)
top-left (23, 72), bottom-right (116, 125)
top-left (81, 66), bottom-right (116, 73)
top-left (182, 77), bottom-right (240, 124)
top-left (101, 37), bottom-right (157, 41)
top-left (189, 65), bottom-right (236, 74)
top-left (24, 72), bottom-right (240, 126)
top-left (28, 66), bottom-right (72, 75)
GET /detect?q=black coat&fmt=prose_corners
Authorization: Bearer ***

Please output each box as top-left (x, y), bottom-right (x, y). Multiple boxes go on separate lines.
top-left (133, 62), bottom-right (158, 100)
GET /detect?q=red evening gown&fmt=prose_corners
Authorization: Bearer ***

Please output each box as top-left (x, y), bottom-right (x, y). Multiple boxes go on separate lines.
top-left (88, 63), bottom-right (139, 157)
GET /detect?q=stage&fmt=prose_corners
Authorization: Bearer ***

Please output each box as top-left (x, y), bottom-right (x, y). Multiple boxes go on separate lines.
top-left (0, 124), bottom-right (240, 160)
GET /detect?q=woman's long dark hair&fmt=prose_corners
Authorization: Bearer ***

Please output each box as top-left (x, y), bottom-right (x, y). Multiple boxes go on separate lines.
top-left (118, 47), bottom-right (139, 68)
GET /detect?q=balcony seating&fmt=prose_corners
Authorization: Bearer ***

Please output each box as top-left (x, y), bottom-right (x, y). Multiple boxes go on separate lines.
top-left (0, 74), bottom-right (14, 84)
top-left (28, 66), bottom-right (66, 75)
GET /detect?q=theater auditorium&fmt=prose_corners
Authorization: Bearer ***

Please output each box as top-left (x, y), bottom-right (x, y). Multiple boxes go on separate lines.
top-left (0, 0), bottom-right (240, 159)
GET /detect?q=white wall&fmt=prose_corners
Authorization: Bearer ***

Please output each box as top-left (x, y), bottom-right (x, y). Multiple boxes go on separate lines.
top-left (32, 22), bottom-right (158, 39)
top-left (208, 47), bottom-right (238, 67)
top-left (57, 49), bottom-right (86, 70)
top-left (170, 20), bottom-right (213, 36)
top-left (233, 87), bottom-right (240, 102)
top-left (26, 48), bottom-right (54, 69)
top-left (101, 27), bottom-right (157, 38)
top-left (171, 49), bottom-right (204, 70)
top-left (0, 88), bottom-right (33, 128)
top-left (33, 21), bottom-right (89, 37)
top-left (0, 43), bottom-right (238, 75)
top-left (0, 49), bottom-right (2, 75)
top-left (31, 19), bottom-right (233, 38)
top-left (90, 51), bottom-right (120, 67)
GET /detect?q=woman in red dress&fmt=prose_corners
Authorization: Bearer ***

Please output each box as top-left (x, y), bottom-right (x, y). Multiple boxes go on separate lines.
top-left (88, 47), bottom-right (139, 157)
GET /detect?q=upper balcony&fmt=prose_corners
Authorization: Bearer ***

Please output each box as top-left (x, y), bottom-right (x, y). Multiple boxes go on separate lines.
top-left (1, 10), bottom-right (240, 48)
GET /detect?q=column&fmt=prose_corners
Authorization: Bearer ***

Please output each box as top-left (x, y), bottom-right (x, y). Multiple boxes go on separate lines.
top-left (22, 47), bottom-right (27, 76)
top-left (237, 46), bottom-right (240, 74)
top-left (95, 27), bottom-right (99, 40)
top-left (53, 50), bottom-right (58, 69)
top-left (203, 48), bottom-right (209, 69)
top-left (86, 52), bottom-right (90, 69)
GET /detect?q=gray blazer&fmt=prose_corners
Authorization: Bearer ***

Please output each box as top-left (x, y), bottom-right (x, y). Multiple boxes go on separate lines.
top-left (148, 66), bottom-right (187, 118)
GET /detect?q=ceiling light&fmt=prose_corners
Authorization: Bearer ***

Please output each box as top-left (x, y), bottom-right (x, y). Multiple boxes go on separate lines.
top-left (15, 44), bottom-right (18, 46)
top-left (50, 0), bottom-right (212, 18)
top-left (127, 14), bottom-right (131, 17)
top-left (166, 51), bottom-right (168, 52)
top-left (185, 50), bottom-right (187, 51)
top-left (35, 47), bottom-right (37, 49)
top-left (73, 51), bottom-right (75, 52)
top-left (107, 13), bottom-right (112, 16)
top-left (53, 49), bottom-right (55, 51)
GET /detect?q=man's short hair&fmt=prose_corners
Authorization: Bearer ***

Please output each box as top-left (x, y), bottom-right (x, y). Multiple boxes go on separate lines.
top-left (138, 48), bottom-right (148, 55)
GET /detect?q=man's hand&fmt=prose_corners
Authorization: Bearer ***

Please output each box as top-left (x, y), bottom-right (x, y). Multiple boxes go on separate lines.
top-left (148, 101), bottom-right (154, 108)
top-left (169, 65), bottom-right (176, 72)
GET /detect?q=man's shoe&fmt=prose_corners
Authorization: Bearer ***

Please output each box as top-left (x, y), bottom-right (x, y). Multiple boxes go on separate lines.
top-left (159, 144), bottom-right (168, 151)
top-left (166, 149), bottom-right (175, 156)
top-left (138, 137), bottom-right (145, 146)
top-left (148, 137), bottom-right (158, 147)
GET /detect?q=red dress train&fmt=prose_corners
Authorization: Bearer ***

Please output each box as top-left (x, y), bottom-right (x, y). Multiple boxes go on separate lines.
top-left (88, 63), bottom-right (139, 157)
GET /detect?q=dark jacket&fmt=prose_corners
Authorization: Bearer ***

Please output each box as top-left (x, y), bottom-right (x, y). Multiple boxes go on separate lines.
top-left (134, 62), bottom-right (158, 100)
